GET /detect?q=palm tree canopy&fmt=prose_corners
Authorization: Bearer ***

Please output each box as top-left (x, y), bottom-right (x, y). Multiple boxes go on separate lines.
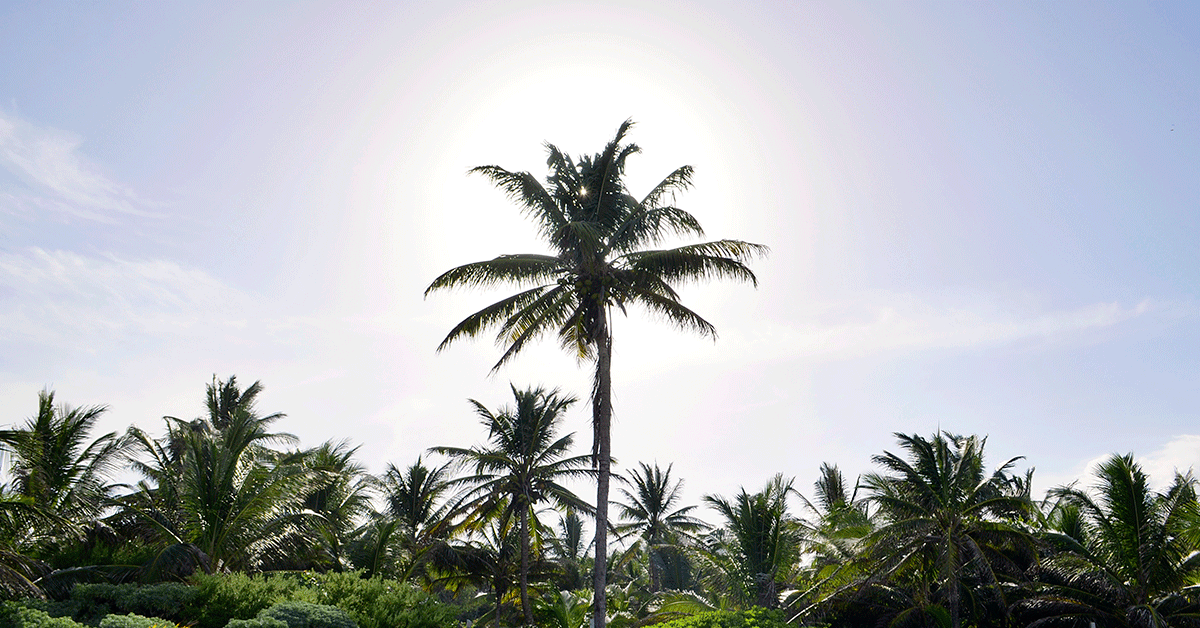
top-left (1015, 454), bottom-right (1200, 628)
top-left (702, 474), bottom-right (802, 608)
top-left (432, 385), bottom-right (595, 527)
top-left (616, 462), bottom-right (707, 544)
top-left (425, 119), bottom-right (768, 370)
top-left (848, 432), bottom-right (1033, 628)
top-left (0, 389), bottom-right (125, 520)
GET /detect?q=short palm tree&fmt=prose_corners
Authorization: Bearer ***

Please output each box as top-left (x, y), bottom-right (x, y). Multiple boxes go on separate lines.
top-left (432, 385), bottom-right (595, 624)
top-left (0, 389), bottom-right (125, 541)
top-left (547, 508), bottom-right (592, 591)
top-left (125, 376), bottom-right (305, 572)
top-left (426, 120), bottom-right (766, 628)
top-left (1015, 454), bottom-right (1200, 628)
top-left (616, 462), bottom-right (707, 593)
top-left (798, 463), bottom-right (873, 573)
top-left (845, 432), bottom-right (1033, 628)
top-left (294, 440), bottom-right (376, 571)
top-left (701, 474), bottom-right (802, 609)
top-left (376, 456), bottom-right (454, 580)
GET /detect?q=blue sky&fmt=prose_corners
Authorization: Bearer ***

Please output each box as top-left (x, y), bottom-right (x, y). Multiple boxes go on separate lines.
top-left (2, 1), bottom-right (1198, 508)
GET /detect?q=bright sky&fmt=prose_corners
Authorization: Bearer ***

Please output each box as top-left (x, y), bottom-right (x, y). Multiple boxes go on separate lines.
top-left (2, 1), bottom-right (1198, 511)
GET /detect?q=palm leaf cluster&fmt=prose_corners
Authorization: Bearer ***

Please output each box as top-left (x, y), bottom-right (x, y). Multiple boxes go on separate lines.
top-left (7, 378), bottom-right (1200, 628)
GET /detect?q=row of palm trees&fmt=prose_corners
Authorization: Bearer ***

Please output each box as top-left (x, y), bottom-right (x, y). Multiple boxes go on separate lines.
top-left (5, 378), bottom-right (1200, 627)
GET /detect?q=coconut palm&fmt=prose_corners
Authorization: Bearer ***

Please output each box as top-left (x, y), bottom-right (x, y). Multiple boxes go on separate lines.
top-left (547, 508), bottom-right (592, 591)
top-left (293, 440), bottom-right (376, 571)
top-left (615, 462), bottom-right (707, 593)
top-left (432, 385), bottom-right (596, 624)
top-left (432, 517), bottom-right (539, 628)
top-left (844, 432), bottom-right (1033, 628)
top-left (0, 389), bottom-right (126, 551)
top-left (798, 463), bottom-right (873, 572)
top-left (1014, 454), bottom-right (1200, 628)
top-left (375, 456), bottom-right (454, 580)
top-left (426, 120), bottom-right (766, 628)
top-left (125, 376), bottom-right (305, 572)
top-left (701, 475), bottom-right (802, 609)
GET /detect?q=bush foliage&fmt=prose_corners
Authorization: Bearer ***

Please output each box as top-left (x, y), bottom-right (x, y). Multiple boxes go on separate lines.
top-left (257, 601), bottom-right (356, 628)
top-left (651, 608), bottom-right (793, 628)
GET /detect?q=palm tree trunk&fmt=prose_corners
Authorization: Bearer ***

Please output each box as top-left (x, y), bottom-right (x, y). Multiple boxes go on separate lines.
top-left (495, 586), bottom-right (503, 628)
top-left (592, 314), bottom-right (613, 628)
top-left (521, 506), bottom-right (533, 624)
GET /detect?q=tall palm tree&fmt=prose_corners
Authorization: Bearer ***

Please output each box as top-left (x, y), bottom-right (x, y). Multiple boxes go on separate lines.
top-left (426, 120), bottom-right (767, 628)
top-left (432, 385), bottom-right (595, 624)
top-left (615, 462), bottom-right (707, 593)
top-left (701, 475), bottom-right (802, 609)
top-left (846, 432), bottom-right (1033, 628)
top-left (1015, 454), bottom-right (1200, 628)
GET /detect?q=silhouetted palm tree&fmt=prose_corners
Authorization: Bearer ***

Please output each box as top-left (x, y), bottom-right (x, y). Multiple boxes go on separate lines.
top-left (616, 462), bottom-right (707, 592)
top-left (427, 120), bottom-right (766, 628)
top-left (432, 385), bottom-right (595, 623)
top-left (702, 475), bottom-right (802, 608)
top-left (850, 432), bottom-right (1032, 628)
top-left (0, 389), bottom-right (125, 529)
top-left (1015, 454), bottom-right (1200, 628)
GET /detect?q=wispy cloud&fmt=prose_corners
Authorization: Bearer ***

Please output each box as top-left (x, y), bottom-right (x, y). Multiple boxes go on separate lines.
top-left (0, 247), bottom-right (250, 350)
top-left (0, 110), bottom-right (148, 222)
top-left (749, 296), bottom-right (1152, 361)
top-left (621, 293), bottom-right (1156, 380)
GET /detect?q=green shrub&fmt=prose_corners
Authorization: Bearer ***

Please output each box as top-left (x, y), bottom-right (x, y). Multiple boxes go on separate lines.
top-left (70, 583), bottom-right (197, 623)
top-left (257, 601), bottom-right (356, 628)
top-left (224, 618), bottom-right (288, 628)
top-left (98, 613), bottom-right (181, 628)
top-left (185, 573), bottom-right (301, 628)
top-left (285, 572), bottom-right (457, 628)
top-left (651, 608), bottom-right (792, 628)
top-left (0, 601), bottom-right (89, 628)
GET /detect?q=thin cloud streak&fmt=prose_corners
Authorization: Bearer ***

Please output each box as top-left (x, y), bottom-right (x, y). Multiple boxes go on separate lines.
top-left (0, 110), bottom-right (151, 222)
top-left (754, 298), bottom-right (1153, 360)
top-left (623, 294), bottom-right (1157, 381)
top-left (0, 247), bottom-right (250, 349)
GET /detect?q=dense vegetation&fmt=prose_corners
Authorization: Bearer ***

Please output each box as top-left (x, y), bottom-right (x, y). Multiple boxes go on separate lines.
top-left (4, 378), bottom-right (1199, 628)
top-left (5, 127), bottom-right (1197, 627)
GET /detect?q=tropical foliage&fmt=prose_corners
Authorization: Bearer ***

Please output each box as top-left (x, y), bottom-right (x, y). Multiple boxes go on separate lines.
top-left (426, 119), bottom-right (767, 628)
top-left (7, 130), bottom-right (1200, 628)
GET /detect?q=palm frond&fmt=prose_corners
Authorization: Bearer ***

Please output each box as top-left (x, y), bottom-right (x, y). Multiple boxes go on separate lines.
top-left (425, 254), bottom-right (563, 295)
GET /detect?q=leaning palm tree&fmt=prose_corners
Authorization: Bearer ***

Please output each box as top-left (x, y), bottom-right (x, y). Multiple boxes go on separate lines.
top-left (426, 120), bottom-right (767, 628)
top-left (432, 385), bottom-right (595, 624)
top-left (616, 462), bottom-right (707, 593)
top-left (1014, 454), bottom-right (1200, 628)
